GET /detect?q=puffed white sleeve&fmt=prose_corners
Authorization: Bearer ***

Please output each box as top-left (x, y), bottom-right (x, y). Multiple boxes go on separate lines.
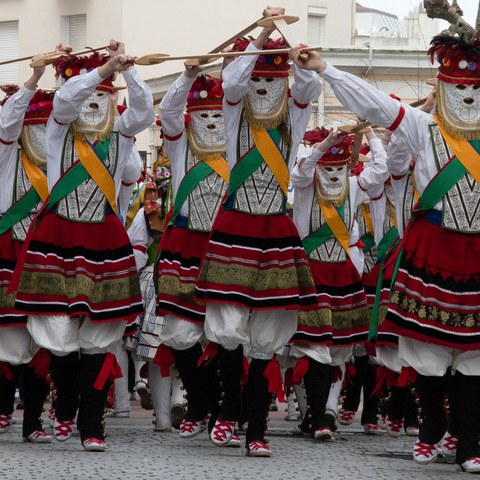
top-left (128, 208), bottom-right (149, 272)
top-left (158, 73), bottom-right (194, 138)
top-left (0, 86), bottom-right (36, 142)
top-left (117, 68), bottom-right (155, 137)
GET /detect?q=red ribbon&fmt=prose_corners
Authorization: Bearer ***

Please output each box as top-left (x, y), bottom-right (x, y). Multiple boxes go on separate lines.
top-left (263, 357), bottom-right (285, 403)
top-left (28, 348), bottom-right (50, 381)
top-left (396, 366), bottom-right (417, 388)
top-left (197, 342), bottom-right (218, 367)
top-left (292, 357), bottom-right (309, 384)
top-left (0, 362), bottom-right (14, 381)
top-left (241, 356), bottom-right (250, 386)
top-left (152, 344), bottom-right (175, 377)
top-left (372, 366), bottom-right (397, 397)
top-left (331, 365), bottom-right (343, 384)
top-left (283, 367), bottom-right (294, 397)
top-left (93, 353), bottom-right (123, 391)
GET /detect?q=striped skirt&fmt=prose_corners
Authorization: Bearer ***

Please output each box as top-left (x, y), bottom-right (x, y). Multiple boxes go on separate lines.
top-left (195, 209), bottom-right (318, 311)
top-left (383, 216), bottom-right (480, 350)
top-left (156, 226), bottom-right (209, 324)
top-left (134, 267), bottom-right (164, 361)
top-left (14, 212), bottom-right (143, 324)
top-left (0, 230), bottom-right (27, 327)
top-left (293, 258), bottom-right (368, 346)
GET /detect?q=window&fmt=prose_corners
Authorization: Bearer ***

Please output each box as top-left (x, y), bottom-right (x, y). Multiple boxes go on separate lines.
top-left (308, 8), bottom-right (327, 46)
top-left (61, 14), bottom-right (86, 50)
top-left (0, 21), bottom-right (19, 83)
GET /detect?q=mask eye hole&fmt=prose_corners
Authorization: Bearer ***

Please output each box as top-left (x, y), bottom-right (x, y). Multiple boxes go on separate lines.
top-left (456, 84), bottom-right (467, 90)
top-left (200, 113), bottom-right (209, 118)
top-left (473, 85), bottom-right (480, 90)
top-left (251, 77), bottom-right (260, 83)
top-left (213, 113), bottom-right (222, 118)
top-left (96, 92), bottom-right (105, 97)
top-left (325, 166), bottom-right (334, 172)
top-left (265, 78), bottom-right (274, 83)
top-left (337, 166), bottom-right (343, 171)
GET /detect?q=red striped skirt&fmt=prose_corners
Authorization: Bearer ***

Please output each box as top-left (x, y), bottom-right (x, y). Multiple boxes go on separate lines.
top-left (383, 216), bottom-right (480, 350)
top-left (195, 209), bottom-right (318, 311)
top-left (0, 230), bottom-right (27, 327)
top-left (15, 212), bottom-right (143, 324)
top-left (156, 226), bottom-right (209, 324)
top-left (296, 258), bottom-right (368, 346)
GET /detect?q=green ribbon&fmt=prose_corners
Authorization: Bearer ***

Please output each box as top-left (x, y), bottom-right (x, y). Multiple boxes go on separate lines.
top-left (168, 161), bottom-right (214, 227)
top-left (361, 233), bottom-right (375, 252)
top-left (368, 228), bottom-right (400, 341)
top-left (0, 188), bottom-right (41, 235)
top-left (302, 204), bottom-right (345, 255)
top-left (226, 128), bottom-right (282, 198)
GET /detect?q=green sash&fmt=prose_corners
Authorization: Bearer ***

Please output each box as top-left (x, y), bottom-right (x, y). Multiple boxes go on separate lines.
top-left (227, 128), bottom-right (283, 198)
top-left (361, 233), bottom-right (375, 252)
top-left (168, 161), bottom-right (216, 227)
top-left (302, 204), bottom-right (346, 255)
top-left (368, 226), bottom-right (399, 341)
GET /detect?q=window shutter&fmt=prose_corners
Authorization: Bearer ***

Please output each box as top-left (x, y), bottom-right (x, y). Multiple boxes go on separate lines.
top-left (0, 21), bottom-right (19, 83)
top-left (68, 14), bottom-right (86, 50)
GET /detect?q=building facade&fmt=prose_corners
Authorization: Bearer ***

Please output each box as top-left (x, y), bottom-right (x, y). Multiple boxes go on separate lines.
top-left (0, 0), bottom-right (438, 167)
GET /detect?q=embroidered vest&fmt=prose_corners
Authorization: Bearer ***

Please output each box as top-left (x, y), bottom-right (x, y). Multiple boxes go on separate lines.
top-left (56, 132), bottom-right (119, 223)
top-left (11, 149), bottom-right (42, 241)
top-left (309, 194), bottom-right (352, 263)
top-left (233, 113), bottom-right (290, 215)
top-left (185, 145), bottom-right (227, 232)
top-left (430, 125), bottom-right (480, 233)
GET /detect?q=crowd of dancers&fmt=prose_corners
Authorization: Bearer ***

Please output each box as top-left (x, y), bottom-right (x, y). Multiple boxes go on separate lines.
top-left (1, 5), bottom-right (480, 474)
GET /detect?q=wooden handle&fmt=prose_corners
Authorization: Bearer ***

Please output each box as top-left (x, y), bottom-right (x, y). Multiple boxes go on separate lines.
top-left (136, 46), bottom-right (322, 66)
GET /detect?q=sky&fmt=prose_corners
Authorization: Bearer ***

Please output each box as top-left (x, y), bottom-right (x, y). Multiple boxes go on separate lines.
top-left (358, 0), bottom-right (479, 26)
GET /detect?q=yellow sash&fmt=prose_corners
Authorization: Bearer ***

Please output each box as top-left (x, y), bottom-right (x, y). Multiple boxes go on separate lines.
top-left (361, 204), bottom-right (374, 236)
top-left (434, 115), bottom-right (480, 185)
top-left (74, 138), bottom-right (117, 214)
top-left (203, 154), bottom-right (230, 183)
top-left (250, 127), bottom-right (289, 197)
top-left (21, 152), bottom-right (49, 202)
top-left (320, 203), bottom-right (351, 258)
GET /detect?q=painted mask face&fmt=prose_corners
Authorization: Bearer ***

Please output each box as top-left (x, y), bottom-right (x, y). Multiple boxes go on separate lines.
top-left (189, 109), bottom-right (225, 151)
top-left (20, 124), bottom-right (47, 167)
top-left (315, 164), bottom-right (348, 201)
top-left (72, 90), bottom-right (114, 137)
top-left (246, 76), bottom-right (287, 117)
top-left (437, 80), bottom-right (480, 132)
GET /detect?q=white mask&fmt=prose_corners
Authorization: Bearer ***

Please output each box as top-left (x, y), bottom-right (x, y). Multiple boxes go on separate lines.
top-left (246, 76), bottom-right (287, 118)
top-left (437, 80), bottom-right (480, 134)
top-left (188, 109), bottom-right (225, 153)
top-left (72, 90), bottom-right (114, 138)
top-left (20, 124), bottom-right (47, 168)
top-left (315, 164), bottom-right (348, 201)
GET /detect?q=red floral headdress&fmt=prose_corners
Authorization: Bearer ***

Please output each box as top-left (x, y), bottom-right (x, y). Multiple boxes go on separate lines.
top-left (232, 37), bottom-right (290, 78)
top-left (23, 90), bottom-right (54, 125)
top-left (303, 127), bottom-right (355, 165)
top-left (53, 52), bottom-right (117, 93)
top-left (429, 34), bottom-right (480, 85)
top-left (186, 75), bottom-right (223, 113)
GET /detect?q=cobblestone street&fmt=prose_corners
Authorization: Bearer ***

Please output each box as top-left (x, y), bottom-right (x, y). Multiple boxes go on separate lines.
top-left (0, 399), bottom-right (460, 480)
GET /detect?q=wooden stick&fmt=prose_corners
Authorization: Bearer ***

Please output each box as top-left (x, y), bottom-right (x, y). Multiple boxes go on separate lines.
top-left (136, 45), bottom-right (321, 66)
top-left (257, 15), bottom-right (309, 61)
top-left (29, 45), bottom-right (111, 67)
top-left (1, 45), bottom-right (110, 67)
